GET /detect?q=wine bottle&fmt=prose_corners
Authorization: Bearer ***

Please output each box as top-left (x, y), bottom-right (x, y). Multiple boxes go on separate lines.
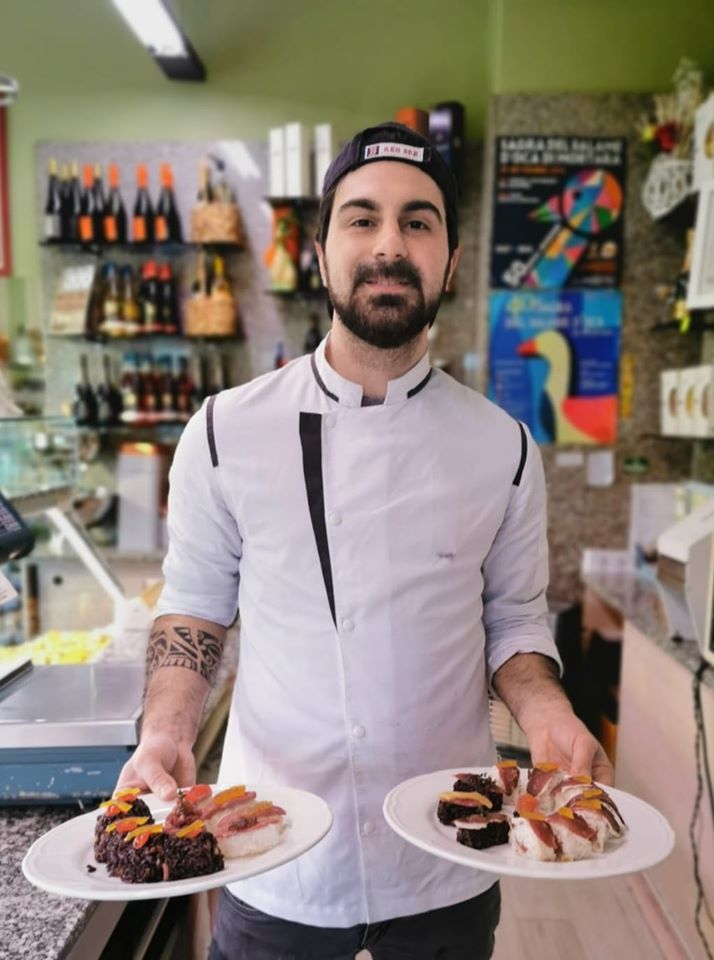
top-left (119, 352), bottom-right (140, 423)
top-left (139, 261), bottom-right (161, 334)
top-left (175, 355), bottom-right (197, 420)
top-left (72, 354), bottom-right (98, 426)
top-left (120, 265), bottom-right (142, 335)
top-left (59, 164), bottom-right (72, 242)
top-left (158, 262), bottom-right (178, 335)
top-left (92, 164), bottom-right (106, 243)
top-left (104, 353), bottom-right (123, 424)
top-left (43, 158), bottom-right (63, 243)
top-left (67, 161), bottom-right (82, 243)
top-left (99, 262), bottom-right (123, 337)
top-left (155, 163), bottom-right (183, 243)
top-left (78, 164), bottom-right (95, 244)
top-left (133, 164), bottom-right (154, 244)
top-left (104, 163), bottom-right (128, 244)
top-left (303, 313), bottom-right (322, 353)
top-left (196, 160), bottom-right (214, 204)
top-left (211, 255), bottom-right (232, 299)
top-left (138, 353), bottom-right (157, 422)
top-left (156, 355), bottom-right (176, 421)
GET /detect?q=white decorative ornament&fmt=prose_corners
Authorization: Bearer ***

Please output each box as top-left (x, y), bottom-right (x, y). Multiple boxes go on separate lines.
top-left (0, 74), bottom-right (19, 107)
top-left (641, 153), bottom-right (693, 220)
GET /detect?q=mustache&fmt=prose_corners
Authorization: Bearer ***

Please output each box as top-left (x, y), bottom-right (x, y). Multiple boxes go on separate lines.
top-left (352, 260), bottom-right (422, 289)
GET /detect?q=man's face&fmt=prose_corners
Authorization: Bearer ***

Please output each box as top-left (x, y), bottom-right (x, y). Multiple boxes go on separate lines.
top-left (316, 161), bottom-right (459, 350)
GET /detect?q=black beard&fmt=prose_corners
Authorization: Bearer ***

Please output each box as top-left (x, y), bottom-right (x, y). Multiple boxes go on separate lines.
top-left (326, 260), bottom-right (444, 350)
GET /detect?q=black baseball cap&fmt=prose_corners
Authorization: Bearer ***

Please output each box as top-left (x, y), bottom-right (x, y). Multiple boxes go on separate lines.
top-left (320, 122), bottom-right (459, 251)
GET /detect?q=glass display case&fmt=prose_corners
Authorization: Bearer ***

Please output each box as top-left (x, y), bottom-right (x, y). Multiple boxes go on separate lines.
top-left (0, 415), bottom-right (77, 513)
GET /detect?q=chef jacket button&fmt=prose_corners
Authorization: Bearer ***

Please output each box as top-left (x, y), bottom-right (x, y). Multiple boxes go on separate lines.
top-left (341, 618), bottom-right (354, 632)
top-left (362, 821), bottom-right (375, 836)
top-left (325, 414), bottom-right (337, 428)
top-left (328, 511), bottom-right (342, 526)
top-left (352, 724), bottom-right (366, 739)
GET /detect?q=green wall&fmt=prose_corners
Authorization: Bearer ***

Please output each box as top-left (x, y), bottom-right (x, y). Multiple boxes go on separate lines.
top-left (1, 0), bottom-right (712, 278)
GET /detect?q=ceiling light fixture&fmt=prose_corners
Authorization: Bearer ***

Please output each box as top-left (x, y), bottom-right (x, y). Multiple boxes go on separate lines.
top-left (111, 0), bottom-right (206, 81)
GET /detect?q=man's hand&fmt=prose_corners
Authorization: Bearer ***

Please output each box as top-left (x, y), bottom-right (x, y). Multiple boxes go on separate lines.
top-left (116, 732), bottom-right (196, 801)
top-left (524, 706), bottom-right (614, 785)
top-left (492, 652), bottom-right (614, 785)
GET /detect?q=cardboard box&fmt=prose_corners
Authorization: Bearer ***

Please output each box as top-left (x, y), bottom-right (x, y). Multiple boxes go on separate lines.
top-left (285, 122), bottom-right (311, 197)
top-left (269, 127), bottom-right (286, 197)
top-left (314, 123), bottom-right (334, 196)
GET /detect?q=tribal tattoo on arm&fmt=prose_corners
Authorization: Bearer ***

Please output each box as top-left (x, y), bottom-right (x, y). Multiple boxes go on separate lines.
top-left (146, 623), bottom-right (224, 686)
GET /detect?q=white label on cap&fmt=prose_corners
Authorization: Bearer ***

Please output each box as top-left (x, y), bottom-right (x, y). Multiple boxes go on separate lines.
top-left (363, 142), bottom-right (425, 163)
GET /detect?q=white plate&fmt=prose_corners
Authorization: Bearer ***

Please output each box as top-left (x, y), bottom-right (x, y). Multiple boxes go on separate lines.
top-left (23, 784), bottom-right (332, 901)
top-left (383, 768), bottom-right (675, 880)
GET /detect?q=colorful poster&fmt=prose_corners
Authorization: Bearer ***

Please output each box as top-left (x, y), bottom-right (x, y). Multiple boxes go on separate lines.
top-left (488, 290), bottom-right (622, 445)
top-left (490, 136), bottom-right (626, 290)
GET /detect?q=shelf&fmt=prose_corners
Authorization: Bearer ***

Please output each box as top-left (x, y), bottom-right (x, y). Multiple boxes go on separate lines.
top-left (48, 332), bottom-right (245, 344)
top-left (77, 421), bottom-right (188, 433)
top-left (39, 240), bottom-right (244, 255)
top-left (264, 195), bottom-right (321, 208)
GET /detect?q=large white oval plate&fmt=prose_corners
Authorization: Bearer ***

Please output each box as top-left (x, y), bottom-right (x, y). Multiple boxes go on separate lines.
top-left (383, 768), bottom-right (674, 880)
top-left (23, 784), bottom-right (332, 901)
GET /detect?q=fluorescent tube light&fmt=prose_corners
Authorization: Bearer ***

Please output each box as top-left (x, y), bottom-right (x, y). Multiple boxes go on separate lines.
top-left (111, 0), bottom-right (206, 81)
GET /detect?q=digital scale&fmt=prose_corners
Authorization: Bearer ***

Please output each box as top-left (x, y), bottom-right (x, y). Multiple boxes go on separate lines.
top-left (0, 491), bottom-right (144, 804)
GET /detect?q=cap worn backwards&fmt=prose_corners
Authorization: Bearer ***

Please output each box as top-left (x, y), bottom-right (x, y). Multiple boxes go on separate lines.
top-left (321, 122), bottom-right (459, 251)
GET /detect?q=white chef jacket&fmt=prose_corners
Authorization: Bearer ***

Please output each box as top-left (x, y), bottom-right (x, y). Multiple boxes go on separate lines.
top-left (156, 334), bottom-right (560, 927)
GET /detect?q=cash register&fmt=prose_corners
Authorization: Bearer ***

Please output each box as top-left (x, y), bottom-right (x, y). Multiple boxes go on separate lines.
top-left (0, 481), bottom-right (144, 805)
top-left (656, 498), bottom-right (714, 668)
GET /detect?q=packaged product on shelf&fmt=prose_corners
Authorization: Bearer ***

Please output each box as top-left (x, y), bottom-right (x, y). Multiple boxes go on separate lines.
top-left (92, 164), bottom-right (106, 243)
top-left (78, 164), bottom-right (96, 243)
top-left (158, 263), bottom-right (179, 335)
top-left (185, 250), bottom-right (238, 337)
top-left (190, 157), bottom-right (243, 244)
top-left (43, 157), bottom-right (63, 243)
top-left (139, 260), bottom-right (162, 334)
top-left (120, 264), bottom-right (142, 334)
top-left (48, 263), bottom-right (95, 336)
top-left (72, 353), bottom-right (98, 427)
top-left (264, 205), bottom-right (299, 292)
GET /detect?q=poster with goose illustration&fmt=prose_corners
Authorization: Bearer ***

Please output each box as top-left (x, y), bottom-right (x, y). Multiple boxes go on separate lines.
top-left (488, 290), bottom-right (621, 445)
top-left (490, 136), bottom-right (626, 290)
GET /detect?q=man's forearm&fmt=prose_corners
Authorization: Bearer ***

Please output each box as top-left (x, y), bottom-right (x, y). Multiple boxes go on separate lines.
top-left (491, 652), bottom-right (570, 735)
top-left (142, 614), bottom-right (227, 745)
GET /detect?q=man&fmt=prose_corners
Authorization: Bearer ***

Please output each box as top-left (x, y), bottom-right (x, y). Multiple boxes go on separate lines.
top-left (118, 123), bottom-right (613, 959)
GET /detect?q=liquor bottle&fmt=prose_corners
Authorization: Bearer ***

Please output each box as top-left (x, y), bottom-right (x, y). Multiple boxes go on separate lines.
top-left (59, 164), bottom-right (72, 242)
top-left (158, 263), bottom-right (179, 335)
top-left (119, 352), bottom-right (141, 423)
top-left (105, 353), bottom-right (124, 424)
top-left (189, 355), bottom-right (203, 413)
top-left (274, 341), bottom-right (287, 369)
top-left (120, 265), bottom-right (142, 335)
top-left (196, 159), bottom-right (214, 204)
top-left (132, 164), bottom-right (154, 244)
top-left (96, 353), bottom-right (118, 427)
top-left (306, 248), bottom-right (323, 292)
top-left (303, 313), bottom-right (322, 353)
top-left (156, 355), bottom-right (176, 421)
top-left (67, 161), bottom-right (83, 243)
top-left (78, 164), bottom-right (95, 244)
top-left (99, 262), bottom-right (123, 336)
top-left (138, 353), bottom-right (157, 423)
top-left (155, 163), bottom-right (183, 243)
top-left (104, 163), bottom-right (128, 244)
top-left (211, 255), bottom-right (232, 299)
top-left (43, 158), bottom-right (63, 243)
top-left (175, 355), bottom-right (197, 420)
top-left (85, 263), bottom-right (106, 340)
top-left (72, 354), bottom-right (98, 426)
top-left (139, 260), bottom-right (161, 334)
top-left (92, 164), bottom-right (106, 243)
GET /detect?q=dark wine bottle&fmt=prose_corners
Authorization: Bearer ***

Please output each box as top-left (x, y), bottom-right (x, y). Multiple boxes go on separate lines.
top-left (139, 260), bottom-right (161, 334)
top-left (158, 262), bottom-right (178, 334)
top-left (78, 164), bottom-right (95, 244)
top-left (104, 163), bottom-right (127, 244)
top-left (72, 354), bottom-right (98, 426)
top-left (43, 157), bottom-right (63, 243)
top-left (92, 163), bottom-right (106, 243)
top-left (132, 164), bottom-right (154, 244)
top-left (67, 161), bottom-right (82, 243)
top-left (155, 163), bottom-right (183, 243)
